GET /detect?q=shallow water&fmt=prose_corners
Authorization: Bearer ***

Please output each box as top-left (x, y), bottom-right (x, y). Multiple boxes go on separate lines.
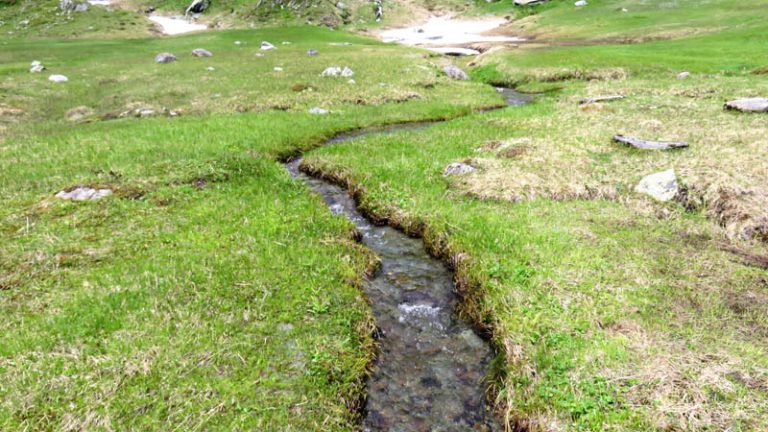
top-left (148, 15), bottom-right (208, 35)
top-left (285, 89), bottom-right (530, 431)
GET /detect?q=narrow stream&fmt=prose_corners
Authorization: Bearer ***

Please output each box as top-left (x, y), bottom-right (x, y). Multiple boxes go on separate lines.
top-left (285, 89), bottom-right (530, 431)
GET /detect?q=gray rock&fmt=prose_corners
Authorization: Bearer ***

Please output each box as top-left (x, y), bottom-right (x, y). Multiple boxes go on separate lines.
top-left (443, 64), bottom-right (468, 81)
top-left (185, 0), bottom-right (209, 16)
top-left (56, 187), bottom-right (112, 201)
top-left (635, 169), bottom-right (678, 202)
top-left (341, 66), bottom-right (354, 77)
top-left (307, 49), bottom-right (319, 56)
top-left (260, 41), bottom-right (276, 50)
top-left (724, 97), bottom-right (768, 113)
top-left (443, 162), bottom-right (477, 176)
top-left (155, 52), bottom-right (177, 63)
top-left (613, 134), bottom-right (688, 150)
top-left (514, 0), bottom-right (548, 5)
top-left (309, 107), bottom-right (329, 114)
top-left (74, 2), bottom-right (88, 12)
top-left (191, 48), bottom-right (212, 57)
top-left (321, 66), bottom-right (354, 77)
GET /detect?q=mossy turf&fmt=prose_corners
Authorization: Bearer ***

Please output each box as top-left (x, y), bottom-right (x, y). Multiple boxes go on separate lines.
top-left (0, 25), bottom-right (501, 430)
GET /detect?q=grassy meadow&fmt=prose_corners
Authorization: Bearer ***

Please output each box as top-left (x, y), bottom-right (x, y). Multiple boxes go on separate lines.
top-left (1, 0), bottom-right (767, 430)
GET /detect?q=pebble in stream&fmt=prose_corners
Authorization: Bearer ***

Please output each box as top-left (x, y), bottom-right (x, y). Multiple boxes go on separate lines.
top-left (284, 89), bottom-right (531, 431)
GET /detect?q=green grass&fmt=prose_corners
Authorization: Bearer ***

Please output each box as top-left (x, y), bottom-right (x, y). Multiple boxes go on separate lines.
top-left (2, 0), bottom-right (768, 429)
top-left (0, 26), bottom-right (502, 430)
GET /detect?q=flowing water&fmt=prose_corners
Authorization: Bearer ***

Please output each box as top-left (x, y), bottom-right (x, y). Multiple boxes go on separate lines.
top-left (285, 89), bottom-right (530, 431)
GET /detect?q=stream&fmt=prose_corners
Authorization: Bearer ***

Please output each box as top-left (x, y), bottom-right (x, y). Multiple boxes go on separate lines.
top-left (285, 89), bottom-right (531, 431)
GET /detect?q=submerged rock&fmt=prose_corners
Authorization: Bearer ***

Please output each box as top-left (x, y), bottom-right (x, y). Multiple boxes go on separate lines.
top-left (56, 187), bottom-right (112, 201)
top-left (191, 48), bottom-right (212, 57)
top-left (635, 169), bottom-right (678, 202)
top-left (443, 64), bottom-right (469, 80)
top-left (724, 97), bottom-right (768, 113)
top-left (443, 162), bottom-right (476, 176)
top-left (155, 52), bottom-right (177, 63)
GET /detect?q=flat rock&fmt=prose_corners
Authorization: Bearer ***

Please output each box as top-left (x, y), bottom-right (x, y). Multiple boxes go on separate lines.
top-left (443, 64), bottom-right (469, 80)
top-left (56, 187), bottom-right (112, 201)
top-left (429, 47), bottom-right (480, 56)
top-left (443, 162), bottom-right (476, 176)
top-left (579, 95), bottom-right (624, 104)
top-left (724, 97), bottom-right (768, 113)
top-left (191, 48), bottom-right (212, 57)
top-left (155, 52), bottom-right (177, 63)
top-left (48, 74), bottom-right (68, 83)
top-left (635, 169), bottom-right (678, 202)
top-left (613, 134), bottom-right (688, 150)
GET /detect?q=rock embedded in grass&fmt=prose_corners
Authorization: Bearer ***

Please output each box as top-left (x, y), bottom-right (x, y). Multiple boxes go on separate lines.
top-left (321, 66), bottom-right (354, 77)
top-left (635, 169), bottom-right (678, 202)
top-left (613, 134), bottom-right (689, 150)
top-left (55, 187), bottom-right (112, 201)
top-left (191, 48), bottom-right (212, 57)
top-left (677, 71), bottom-right (690, 79)
top-left (579, 95), bottom-right (624, 105)
top-left (307, 49), bottom-right (319, 56)
top-left (514, 0), bottom-right (548, 5)
top-left (154, 52), bottom-right (177, 64)
top-left (261, 41), bottom-right (276, 50)
top-left (309, 107), bottom-right (329, 114)
top-left (29, 60), bottom-right (44, 73)
top-left (443, 64), bottom-right (469, 80)
top-left (443, 162), bottom-right (477, 176)
top-left (724, 97), bottom-right (768, 113)
top-left (48, 74), bottom-right (68, 83)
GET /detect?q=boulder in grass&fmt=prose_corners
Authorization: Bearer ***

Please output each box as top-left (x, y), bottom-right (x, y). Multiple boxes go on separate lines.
top-left (155, 53), bottom-right (177, 64)
top-left (48, 74), bottom-right (68, 83)
top-left (56, 187), bottom-right (112, 201)
top-left (613, 135), bottom-right (688, 150)
top-left (191, 48), bottom-right (213, 57)
top-left (443, 64), bottom-right (468, 81)
top-left (635, 169), bottom-right (678, 202)
top-left (724, 97), bottom-right (768, 113)
top-left (443, 162), bottom-right (476, 176)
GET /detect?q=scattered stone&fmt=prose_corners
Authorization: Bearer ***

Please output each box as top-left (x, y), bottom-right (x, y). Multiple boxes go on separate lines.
top-left (613, 134), bottom-right (688, 150)
top-left (234, 40), bottom-right (242, 46)
top-left (56, 187), bottom-right (113, 201)
top-left (154, 52), bottom-right (177, 63)
top-left (19, 19), bottom-right (29, 26)
top-left (307, 49), bottom-right (319, 56)
top-left (443, 162), bottom-right (477, 176)
top-left (309, 107), bottom-right (329, 114)
top-left (677, 71), bottom-right (690, 79)
top-left (254, 52), bottom-right (265, 57)
top-left (443, 64), bottom-right (468, 80)
top-left (48, 74), bottom-right (68, 83)
top-left (65, 106), bottom-right (94, 121)
top-left (579, 95), bottom-right (624, 105)
top-left (320, 66), bottom-right (354, 77)
top-left (348, 79), bottom-right (356, 84)
top-left (273, 66), bottom-right (283, 71)
top-left (260, 41), bottom-right (276, 50)
top-left (191, 48), bottom-right (212, 57)
top-left (575, 0), bottom-right (587, 6)
top-left (635, 169), bottom-right (678, 202)
top-left (724, 97), bottom-right (768, 113)
top-left (282, 41), bottom-right (291, 45)
top-left (206, 66), bottom-right (215, 71)
top-left (514, 0), bottom-right (548, 5)
top-left (29, 60), bottom-right (44, 73)
top-left (185, 0), bottom-right (209, 16)
top-left (74, 2), bottom-right (89, 12)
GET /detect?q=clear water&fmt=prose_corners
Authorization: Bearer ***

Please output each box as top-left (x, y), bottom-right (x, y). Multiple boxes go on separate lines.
top-left (284, 89), bottom-right (531, 431)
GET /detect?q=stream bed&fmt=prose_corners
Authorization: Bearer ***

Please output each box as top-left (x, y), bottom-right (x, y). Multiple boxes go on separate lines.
top-left (284, 90), bottom-right (530, 431)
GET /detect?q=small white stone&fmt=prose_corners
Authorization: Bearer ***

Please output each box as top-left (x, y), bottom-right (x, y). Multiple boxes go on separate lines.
top-left (348, 79), bottom-right (356, 84)
top-left (234, 40), bottom-right (242, 45)
top-left (48, 74), bottom-right (68, 82)
top-left (308, 107), bottom-right (329, 114)
top-left (677, 71), bottom-right (690, 79)
top-left (273, 66), bottom-right (283, 71)
top-left (260, 41), bottom-right (276, 50)
top-left (206, 66), bottom-right (215, 71)
top-left (575, 0), bottom-right (587, 6)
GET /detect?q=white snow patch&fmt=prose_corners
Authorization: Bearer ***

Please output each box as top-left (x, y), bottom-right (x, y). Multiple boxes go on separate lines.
top-left (380, 16), bottom-right (523, 48)
top-left (149, 15), bottom-right (207, 35)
